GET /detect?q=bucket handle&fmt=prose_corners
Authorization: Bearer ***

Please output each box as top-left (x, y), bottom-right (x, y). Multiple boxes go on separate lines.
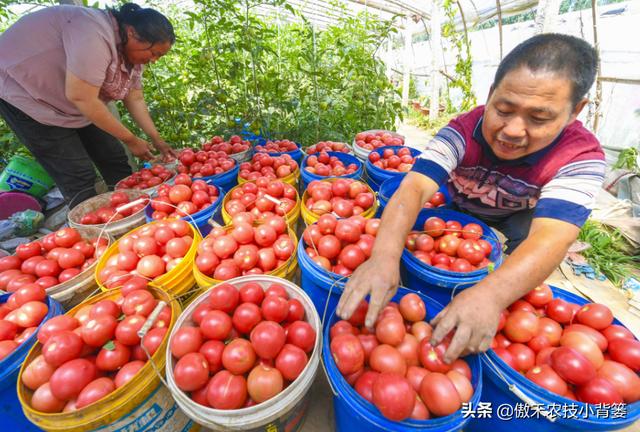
top-left (483, 353), bottom-right (558, 422)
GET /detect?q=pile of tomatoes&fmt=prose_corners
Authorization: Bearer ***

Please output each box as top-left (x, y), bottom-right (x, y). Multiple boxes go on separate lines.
top-left (368, 147), bottom-right (416, 173)
top-left (116, 165), bottom-right (174, 191)
top-left (79, 192), bottom-right (148, 225)
top-left (239, 153), bottom-right (299, 182)
top-left (224, 178), bottom-right (298, 222)
top-left (0, 228), bottom-right (109, 292)
top-left (0, 286), bottom-right (50, 361)
top-left (355, 131), bottom-right (404, 151)
top-left (177, 149), bottom-right (237, 178)
top-left (203, 135), bottom-right (251, 154)
top-left (305, 141), bottom-right (350, 154)
top-left (169, 281), bottom-right (316, 409)
top-left (97, 220), bottom-right (194, 287)
top-left (149, 175), bottom-right (220, 220)
top-left (330, 294), bottom-right (473, 421)
top-left (305, 179), bottom-right (375, 218)
top-left (493, 284), bottom-right (640, 404)
top-left (195, 215), bottom-right (295, 281)
top-left (303, 215), bottom-right (379, 277)
top-left (255, 140), bottom-right (298, 154)
top-left (21, 285), bottom-right (171, 413)
top-left (304, 152), bottom-right (359, 177)
top-left (406, 217), bottom-right (493, 273)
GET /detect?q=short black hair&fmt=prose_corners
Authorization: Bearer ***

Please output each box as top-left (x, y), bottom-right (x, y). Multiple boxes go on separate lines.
top-left (493, 34), bottom-right (597, 107)
top-left (111, 3), bottom-right (175, 46)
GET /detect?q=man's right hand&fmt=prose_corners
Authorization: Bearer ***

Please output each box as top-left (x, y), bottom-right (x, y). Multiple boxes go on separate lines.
top-left (123, 136), bottom-right (154, 161)
top-left (336, 255), bottom-right (400, 328)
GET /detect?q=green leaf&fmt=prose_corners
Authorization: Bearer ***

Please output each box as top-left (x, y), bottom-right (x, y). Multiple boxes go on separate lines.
top-left (103, 340), bottom-right (115, 351)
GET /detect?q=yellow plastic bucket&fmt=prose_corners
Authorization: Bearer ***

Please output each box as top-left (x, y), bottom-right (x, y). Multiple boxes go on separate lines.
top-left (17, 288), bottom-right (195, 432)
top-left (95, 220), bottom-right (202, 297)
top-left (238, 167), bottom-right (300, 188)
top-left (221, 184), bottom-right (301, 228)
top-left (193, 226), bottom-right (299, 289)
top-left (301, 178), bottom-right (379, 225)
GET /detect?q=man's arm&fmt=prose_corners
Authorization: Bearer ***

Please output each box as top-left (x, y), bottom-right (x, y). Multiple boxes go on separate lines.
top-left (122, 89), bottom-right (176, 160)
top-left (337, 172), bottom-right (440, 327)
top-left (65, 71), bottom-right (153, 160)
top-left (431, 217), bottom-right (579, 363)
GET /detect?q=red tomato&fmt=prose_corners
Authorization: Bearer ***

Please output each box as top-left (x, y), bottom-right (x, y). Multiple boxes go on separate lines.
top-left (550, 346), bottom-right (596, 385)
top-left (239, 282), bottom-right (265, 305)
top-left (525, 365), bottom-right (568, 396)
top-left (375, 318), bottom-right (406, 346)
top-left (208, 283), bottom-right (239, 313)
top-left (506, 343), bottom-right (536, 373)
top-left (21, 354), bottom-right (56, 391)
top-left (560, 331), bottom-right (604, 369)
top-left (170, 326), bottom-right (203, 358)
top-left (576, 377), bottom-right (623, 404)
top-left (503, 310), bottom-right (539, 343)
top-left (576, 303), bottom-right (613, 330)
top-left (369, 344), bottom-right (407, 376)
top-left (261, 295), bottom-right (288, 322)
top-left (524, 284), bottom-right (553, 307)
top-left (89, 300), bottom-right (120, 320)
top-left (250, 321), bottom-right (286, 360)
top-left (286, 321), bottom-right (316, 353)
top-left (545, 298), bottom-right (574, 324)
top-left (355, 370), bottom-right (379, 402)
top-left (601, 324), bottom-right (635, 343)
top-left (446, 370), bottom-right (474, 403)
top-left (199, 340), bottom-right (224, 374)
top-left (54, 228), bottom-right (81, 248)
top-left (330, 333), bottom-right (365, 375)
top-left (419, 372), bottom-right (462, 417)
top-left (247, 364), bottom-right (284, 403)
top-left (419, 340), bottom-right (451, 373)
top-left (115, 315), bottom-right (146, 346)
top-left (411, 321), bottom-right (433, 342)
top-left (424, 217), bottom-right (446, 237)
top-left (82, 315), bottom-right (118, 347)
top-left (114, 360), bottom-right (145, 388)
top-left (206, 370), bottom-right (247, 409)
top-left (31, 382), bottom-right (65, 413)
top-left (372, 372), bottom-right (416, 421)
top-left (141, 327), bottom-right (167, 357)
top-left (222, 338), bottom-right (256, 375)
top-left (49, 358), bottom-right (97, 400)
top-left (200, 310), bottom-right (232, 340)
top-left (174, 352), bottom-right (210, 392)
top-left (37, 315), bottom-right (79, 345)
top-left (607, 338), bottom-right (640, 372)
top-left (76, 377), bottom-right (116, 409)
top-left (398, 293), bottom-right (426, 322)
top-left (42, 331), bottom-right (83, 367)
top-left (232, 302), bottom-right (262, 334)
top-left (275, 343), bottom-right (308, 381)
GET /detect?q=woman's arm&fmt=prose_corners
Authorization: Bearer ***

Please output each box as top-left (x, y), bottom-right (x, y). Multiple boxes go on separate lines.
top-left (65, 71), bottom-right (153, 160)
top-left (123, 89), bottom-right (176, 160)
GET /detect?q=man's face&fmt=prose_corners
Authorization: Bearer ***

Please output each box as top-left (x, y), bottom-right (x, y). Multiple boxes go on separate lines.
top-left (482, 67), bottom-right (585, 160)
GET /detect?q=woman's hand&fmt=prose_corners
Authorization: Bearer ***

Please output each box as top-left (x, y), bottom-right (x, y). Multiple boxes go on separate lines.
top-left (123, 135), bottom-right (154, 160)
top-left (152, 139), bottom-right (177, 161)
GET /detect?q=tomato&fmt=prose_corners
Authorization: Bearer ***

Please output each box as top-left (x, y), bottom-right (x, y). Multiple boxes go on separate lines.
top-left (76, 377), bottom-right (116, 409)
top-left (15, 326), bottom-right (36, 344)
top-left (49, 358), bottom-right (97, 400)
top-left (174, 352), bottom-right (210, 392)
top-left (37, 315), bottom-right (78, 344)
top-left (0, 255), bottom-right (21, 272)
top-left (114, 360), bottom-right (145, 388)
top-left (424, 217), bottom-right (446, 237)
top-left (200, 310), bottom-right (232, 340)
top-left (141, 327), bottom-right (167, 357)
top-left (120, 276), bottom-right (148, 296)
top-left (398, 294), bottom-right (426, 322)
top-left (525, 365), bottom-right (567, 396)
top-left (536, 317), bottom-right (562, 346)
top-left (372, 372), bottom-right (416, 421)
top-left (199, 340), bottom-right (224, 374)
top-left (16, 242), bottom-right (42, 260)
top-left (576, 303), bottom-right (613, 330)
top-left (419, 340), bottom-right (451, 373)
top-left (208, 283), bottom-right (239, 313)
top-left (171, 326), bottom-right (203, 358)
top-left (115, 315), bottom-right (146, 346)
top-left (369, 344), bottom-right (407, 376)
top-left (232, 303), bottom-right (262, 334)
top-left (222, 338), bottom-right (256, 375)
top-left (396, 334), bottom-right (420, 367)
top-left (261, 295), bottom-right (288, 322)
top-left (446, 370), bottom-right (474, 403)
top-left (136, 256), bottom-right (165, 279)
top-left (420, 372), bottom-right (462, 417)
top-left (461, 223), bottom-right (483, 240)
top-left (247, 364), bottom-right (283, 403)
top-left (493, 347), bottom-right (516, 368)
top-left (274, 343), bottom-right (308, 382)
top-left (54, 228), bottom-right (82, 248)
top-left (550, 346), bottom-right (596, 385)
top-left (82, 315), bottom-right (118, 347)
top-left (607, 338), bottom-right (640, 372)
top-left (375, 318), bottom-right (406, 347)
top-left (42, 331), bottom-right (83, 367)
top-left (576, 377), bottom-right (623, 404)
top-left (410, 321), bottom-right (433, 343)
top-left (560, 331), bottom-right (604, 369)
top-left (330, 333), bottom-right (365, 375)
top-left (239, 282), bottom-right (265, 305)
top-left (524, 284), bottom-right (553, 307)
top-left (506, 343), bottom-right (536, 373)
top-left (503, 310), bottom-right (539, 343)
top-left (545, 298), bottom-right (573, 324)
top-left (251, 321), bottom-right (286, 360)
top-left (286, 321), bottom-right (316, 353)
top-left (31, 382), bottom-right (65, 413)
top-left (0, 339), bottom-right (17, 360)
top-left (354, 370), bottom-right (379, 402)
top-left (21, 354), bottom-right (56, 391)
top-left (601, 324), bottom-right (635, 343)
top-left (207, 370), bottom-right (247, 409)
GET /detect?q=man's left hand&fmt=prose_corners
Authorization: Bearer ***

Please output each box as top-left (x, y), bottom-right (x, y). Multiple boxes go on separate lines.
top-left (430, 285), bottom-right (503, 363)
top-left (152, 139), bottom-right (178, 161)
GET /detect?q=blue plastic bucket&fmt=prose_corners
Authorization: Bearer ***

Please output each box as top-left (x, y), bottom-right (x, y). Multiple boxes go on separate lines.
top-left (297, 237), bottom-right (348, 318)
top-left (400, 208), bottom-right (503, 306)
top-left (468, 286), bottom-right (640, 432)
top-left (377, 176), bottom-right (451, 216)
top-left (323, 286), bottom-right (483, 432)
top-left (257, 142), bottom-right (304, 165)
top-left (0, 294), bottom-right (63, 430)
top-left (145, 185), bottom-right (225, 237)
top-left (300, 152), bottom-right (364, 190)
top-left (364, 146), bottom-right (421, 192)
top-left (201, 164), bottom-right (239, 195)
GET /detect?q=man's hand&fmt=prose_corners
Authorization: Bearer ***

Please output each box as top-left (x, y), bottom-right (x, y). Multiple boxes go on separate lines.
top-left (337, 256), bottom-right (400, 328)
top-left (430, 285), bottom-right (503, 363)
top-left (152, 139), bottom-right (178, 161)
top-left (123, 136), bottom-right (154, 161)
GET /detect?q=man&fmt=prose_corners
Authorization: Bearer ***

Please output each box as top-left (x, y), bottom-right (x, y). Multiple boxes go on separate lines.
top-left (337, 34), bottom-right (606, 363)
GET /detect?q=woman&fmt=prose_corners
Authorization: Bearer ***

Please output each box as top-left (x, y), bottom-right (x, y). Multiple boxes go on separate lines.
top-left (0, 3), bottom-right (177, 208)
